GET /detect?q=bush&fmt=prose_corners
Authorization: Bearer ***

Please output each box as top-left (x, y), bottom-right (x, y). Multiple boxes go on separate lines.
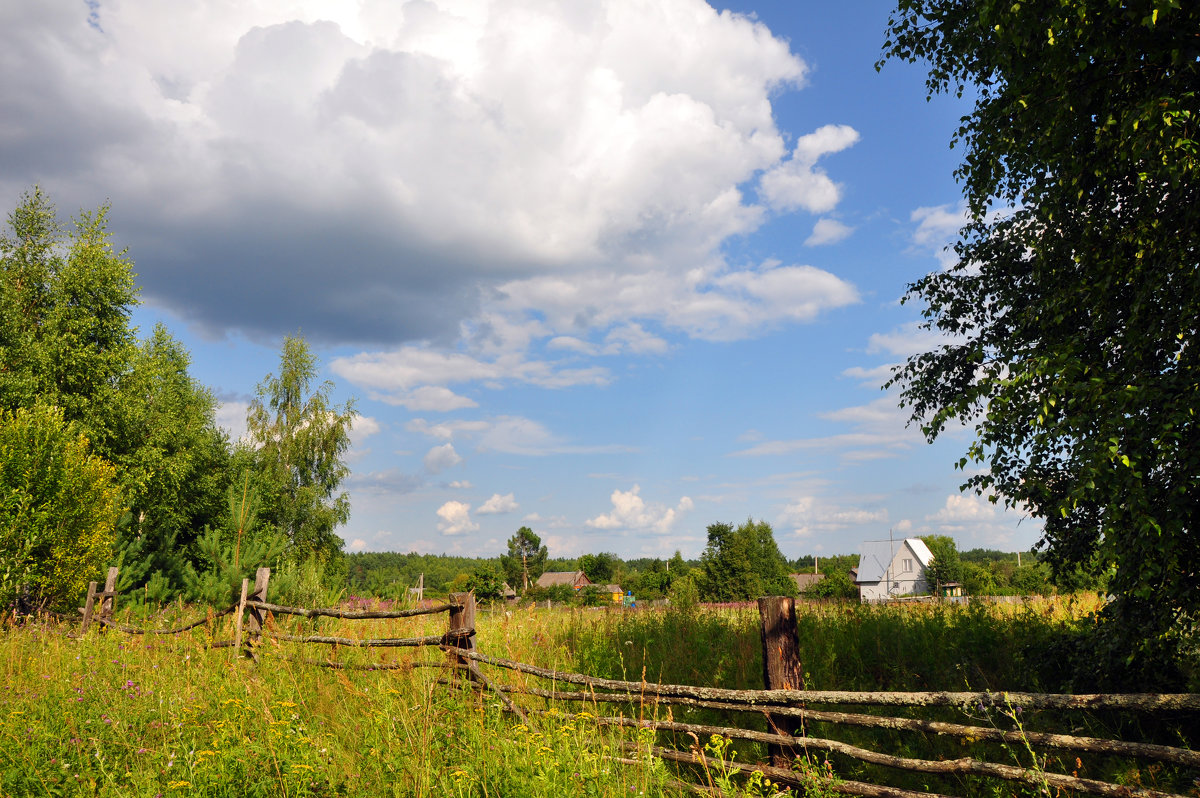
top-left (0, 405), bottom-right (123, 610)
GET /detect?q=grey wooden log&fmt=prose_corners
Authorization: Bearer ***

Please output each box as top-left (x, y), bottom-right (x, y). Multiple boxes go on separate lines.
top-left (80, 581), bottom-right (98, 633)
top-left (246, 568), bottom-right (270, 634)
top-left (91, 603), bottom-right (238, 635)
top-left (99, 567), bottom-right (118, 619)
top-left (757, 596), bottom-right (804, 767)
top-left (268, 654), bottom-right (414, 671)
top-left (599, 716), bottom-right (1192, 798)
top-left (234, 578), bottom-right (249, 658)
top-left (246, 600), bottom-right (458, 619)
top-left (494, 684), bottom-right (1200, 768)
top-left (445, 591), bottom-right (477, 677)
top-left (456, 649), bottom-right (1200, 712)
top-left (621, 742), bottom-right (956, 798)
top-left (267, 632), bottom-right (463, 647)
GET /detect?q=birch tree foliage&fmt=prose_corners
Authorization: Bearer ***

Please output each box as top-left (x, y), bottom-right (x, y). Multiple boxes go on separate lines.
top-left (246, 336), bottom-right (356, 565)
top-left (881, 0), bottom-right (1199, 671)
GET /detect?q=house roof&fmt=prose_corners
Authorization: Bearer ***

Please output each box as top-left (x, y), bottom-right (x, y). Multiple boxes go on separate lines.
top-left (535, 571), bottom-right (591, 588)
top-left (857, 538), bottom-right (934, 583)
top-left (601, 584), bottom-right (622, 594)
top-left (790, 573), bottom-right (825, 591)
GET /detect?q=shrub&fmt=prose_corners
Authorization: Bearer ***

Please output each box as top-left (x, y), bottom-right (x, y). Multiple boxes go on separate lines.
top-left (0, 404), bottom-right (122, 610)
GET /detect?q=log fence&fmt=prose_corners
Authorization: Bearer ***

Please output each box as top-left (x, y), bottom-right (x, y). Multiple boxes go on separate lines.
top-left (62, 570), bottom-right (1199, 797)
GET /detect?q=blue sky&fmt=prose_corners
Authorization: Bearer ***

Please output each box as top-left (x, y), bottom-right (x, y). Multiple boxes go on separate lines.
top-left (2, 0), bottom-right (1042, 560)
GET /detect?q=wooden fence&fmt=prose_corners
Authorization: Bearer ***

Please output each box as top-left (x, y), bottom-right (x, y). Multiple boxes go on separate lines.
top-left (71, 569), bottom-right (1200, 798)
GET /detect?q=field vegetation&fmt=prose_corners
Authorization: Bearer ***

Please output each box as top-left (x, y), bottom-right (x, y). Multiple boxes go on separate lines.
top-left (4, 593), bottom-right (1196, 797)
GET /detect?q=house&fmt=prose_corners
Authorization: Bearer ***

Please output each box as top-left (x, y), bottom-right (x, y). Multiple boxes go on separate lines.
top-left (600, 584), bottom-right (624, 604)
top-left (789, 572), bottom-right (825, 593)
top-left (855, 538), bottom-right (934, 602)
top-left (535, 571), bottom-right (592, 590)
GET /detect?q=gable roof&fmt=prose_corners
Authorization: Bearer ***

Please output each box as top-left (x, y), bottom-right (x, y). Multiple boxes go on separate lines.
top-left (790, 573), bottom-right (825, 591)
top-left (857, 538), bottom-right (935, 583)
top-left (535, 571), bottom-right (591, 588)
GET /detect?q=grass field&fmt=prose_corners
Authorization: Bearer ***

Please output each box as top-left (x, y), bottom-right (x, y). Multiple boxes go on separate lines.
top-left (1, 595), bottom-right (1195, 797)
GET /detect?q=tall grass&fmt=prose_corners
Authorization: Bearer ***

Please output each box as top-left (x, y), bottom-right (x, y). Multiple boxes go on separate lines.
top-left (0, 607), bottom-right (682, 797)
top-left (4, 596), bottom-right (1195, 797)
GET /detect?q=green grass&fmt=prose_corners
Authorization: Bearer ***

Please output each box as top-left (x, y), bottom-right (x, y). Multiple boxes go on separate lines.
top-left (2, 596), bottom-right (1196, 797)
top-left (0, 609), bottom-right (681, 797)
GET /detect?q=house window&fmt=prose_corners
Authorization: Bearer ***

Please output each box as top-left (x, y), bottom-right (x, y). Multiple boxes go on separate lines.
top-left (903, 558), bottom-right (913, 572)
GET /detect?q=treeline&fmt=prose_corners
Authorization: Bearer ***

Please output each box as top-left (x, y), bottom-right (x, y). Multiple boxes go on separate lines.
top-left (0, 189), bottom-right (355, 612)
top-left (348, 525), bottom-right (1103, 606)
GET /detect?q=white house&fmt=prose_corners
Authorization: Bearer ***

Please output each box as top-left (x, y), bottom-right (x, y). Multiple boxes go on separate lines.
top-left (855, 538), bottom-right (934, 602)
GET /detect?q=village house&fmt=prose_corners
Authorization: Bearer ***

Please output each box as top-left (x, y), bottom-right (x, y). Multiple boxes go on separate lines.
top-left (535, 571), bottom-right (592, 590)
top-left (855, 538), bottom-right (934, 602)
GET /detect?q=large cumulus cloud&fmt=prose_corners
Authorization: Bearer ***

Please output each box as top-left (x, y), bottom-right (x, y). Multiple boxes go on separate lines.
top-left (0, 0), bottom-right (861, 347)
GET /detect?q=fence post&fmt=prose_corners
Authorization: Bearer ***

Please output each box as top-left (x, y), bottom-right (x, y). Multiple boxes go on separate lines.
top-left (758, 596), bottom-right (804, 769)
top-left (243, 568), bottom-right (270, 658)
top-left (445, 592), bottom-right (477, 677)
top-left (99, 567), bottom-right (118, 621)
top-left (81, 582), bottom-right (98, 632)
top-left (234, 578), bottom-right (250, 658)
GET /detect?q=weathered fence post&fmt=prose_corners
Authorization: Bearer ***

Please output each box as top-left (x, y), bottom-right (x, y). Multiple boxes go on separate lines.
top-left (758, 596), bottom-right (804, 768)
top-left (234, 578), bottom-right (250, 658)
top-left (445, 591), bottom-right (477, 677)
top-left (100, 567), bottom-right (118, 620)
top-left (242, 568), bottom-right (270, 658)
top-left (80, 567), bottom-right (119, 632)
top-left (81, 582), bottom-right (98, 632)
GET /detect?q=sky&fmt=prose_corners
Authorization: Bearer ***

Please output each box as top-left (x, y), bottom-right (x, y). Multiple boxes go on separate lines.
top-left (1, 0), bottom-right (1044, 561)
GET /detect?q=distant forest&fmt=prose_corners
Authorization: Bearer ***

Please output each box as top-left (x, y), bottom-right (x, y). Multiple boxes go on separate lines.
top-left (347, 545), bottom-right (1066, 601)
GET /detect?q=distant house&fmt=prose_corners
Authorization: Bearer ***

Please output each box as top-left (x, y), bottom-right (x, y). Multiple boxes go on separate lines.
top-left (855, 538), bottom-right (934, 602)
top-left (535, 571), bottom-right (592, 590)
top-left (790, 573), bottom-right (825, 593)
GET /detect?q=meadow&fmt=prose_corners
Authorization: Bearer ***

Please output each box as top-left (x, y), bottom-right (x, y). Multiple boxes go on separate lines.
top-left (2, 595), bottom-right (1196, 797)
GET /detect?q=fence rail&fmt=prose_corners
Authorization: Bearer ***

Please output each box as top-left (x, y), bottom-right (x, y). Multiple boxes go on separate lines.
top-left (65, 568), bottom-right (1198, 798)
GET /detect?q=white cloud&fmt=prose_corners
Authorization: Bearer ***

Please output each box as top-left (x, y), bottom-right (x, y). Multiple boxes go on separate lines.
top-left (841, 363), bottom-right (897, 388)
top-left (449, 480), bottom-right (473, 489)
top-left (805, 217), bottom-right (854, 246)
top-left (215, 398), bottom-right (250, 443)
top-left (348, 538), bottom-right (367, 552)
top-left (585, 485), bottom-right (693, 534)
top-left (3, 0), bottom-right (826, 346)
top-left (348, 415), bottom-right (381, 448)
top-left (495, 260), bottom-right (859, 344)
top-left (866, 322), bottom-right (949, 359)
top-left (760, 124), bottom-right (860, 213)
top-left (731, 396), bottom-right (917, 462)
top-left (408, 415), bottom-right (635, 456)
top-left (436, 500), bottom-right (478, 536)
top-left (779, 496), bottom-right (888, 536)
top-left (927, 494), bottom-right (997, 524)
top-left (423, 443), bottom-right (463, 473)
top-left (477, 493), bottom-right (519, 515)
top-left (910, 203), bottom-right (968, 270)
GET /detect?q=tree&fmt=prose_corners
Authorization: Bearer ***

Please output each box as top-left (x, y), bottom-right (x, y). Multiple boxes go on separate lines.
top-left (920, 535), bottom-right (963, 592)
top-left (0, 405), bottom-right (123, 610)
top-left (499, 526), bottom-right (548, 591)
top-left (111, 324), bottom-right (231, 595)
top-left (579, 552), bottom-right (617, 584)
top-left (882, 1), bottom-right (1200, 669)
top-left (0, 189), bottom-right (240, 601)
top-left (0, 188), bottom-right (138, 453)
top-left (247, 336), bottom-right (356, 567)
top-left (697, 518), bottom-right (796, 601)
top-left (465, 563), bottom-right (505, 602)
